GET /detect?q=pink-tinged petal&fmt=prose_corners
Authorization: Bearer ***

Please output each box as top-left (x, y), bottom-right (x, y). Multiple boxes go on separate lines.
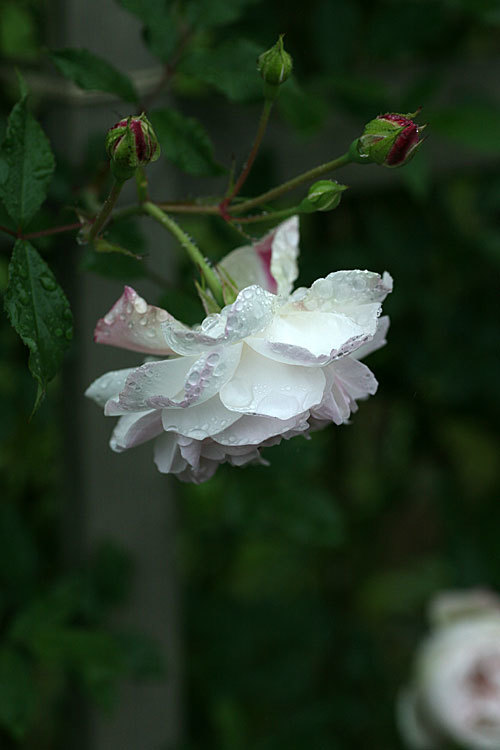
top-left (104, 356), bottom-right (195, 415)
top-left (110, 410), bottom-right (163, 452)
top-left (105, 344), bottom-right (242, 415)
top-left (213, 411), bottom-right (309, 446)
top-left (94, 286), bottom-right (175, 355)
top-left (219, 216), bottom-right (299, 296)
top-left (161, 395), bottom-right (242, 440)
top-left (220, 346), bottom-right (325, 419)
top-left (312, 357), bottom-right (378, 426)
top-left (247, 311), bottom-right (370, 366)
top-left (162, 285), bottom-right (277, 356)
top-left (289, 270), bottom-right (392, 335)
top-left (85, 367), bottom-right (136, 408)
top-left (353, 316), bottom-right (390, 360)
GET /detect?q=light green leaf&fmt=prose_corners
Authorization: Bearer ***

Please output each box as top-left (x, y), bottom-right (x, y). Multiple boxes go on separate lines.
top-left (0, 648), bottom-right (36, 740)
top-left (150, 108), bottom-right (224, 176)
top-left (0, 96), bottom-right (55, 227)
top-left (50, 48), bottom-right (138, 103)
top-left (4, 240), bottom-right (73, 411)
top-left (115, 0), bottom-right (178, 61)
top-left (180, 40), bottom-right (263, 102)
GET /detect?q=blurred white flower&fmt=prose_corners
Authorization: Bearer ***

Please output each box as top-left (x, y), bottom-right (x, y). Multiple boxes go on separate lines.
top-left (398, 589), bottom-right (500, 750)
top-left (86, 216), bottom-right (392, 483)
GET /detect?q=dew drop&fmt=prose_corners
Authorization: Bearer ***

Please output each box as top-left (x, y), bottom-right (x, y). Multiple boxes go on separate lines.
top-left (119, 313), bottom-right (126, 321)
top-left (40, 275), bottom-right (57, 292)
top-left (146, 329), bottom-right (156, 338)
top-left (65, 328), bottom-right (73, 340)
top-left (104, 313), bottom-right (115, 325)
top-left (134, 297), bottom-right (147, 314)
top-left (54, 328), bottom-right (63, 337)
top-left (125, 303), bottom-right (133, 314)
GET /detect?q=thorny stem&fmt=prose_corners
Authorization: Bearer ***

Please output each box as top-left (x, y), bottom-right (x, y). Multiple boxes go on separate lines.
top-left (88, 179), bottom-right (125, 242)
top-left (0, 222), bottom-right (82, 240)
top-left (142, 201), bottom-right (224, 308)
top-left (230, 152), bottom-right (352, 215)
top-left (232, 207), bottom-right (297, 225)
top-left (219, 98), bottom-right (274, 218)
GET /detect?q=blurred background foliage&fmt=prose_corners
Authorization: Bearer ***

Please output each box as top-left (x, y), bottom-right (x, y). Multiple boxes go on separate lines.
top-left (0, 0), bottom-right (500, 747)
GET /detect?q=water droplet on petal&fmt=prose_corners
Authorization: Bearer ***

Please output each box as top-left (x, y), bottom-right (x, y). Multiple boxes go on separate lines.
top-left (134, 297), bottom-right (147, 314)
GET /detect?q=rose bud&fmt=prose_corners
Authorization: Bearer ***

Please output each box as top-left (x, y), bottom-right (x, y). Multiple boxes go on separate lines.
top-left (257, 35), bottom-right (293, 98)
top-left (105, 113), bottom-right (160, 182)
top-left (398, 589), bottom-right (500, 750)
top-left (299, 180), bottom-right (348, 213)
top-left (355, 110), bottom-right (425, 168)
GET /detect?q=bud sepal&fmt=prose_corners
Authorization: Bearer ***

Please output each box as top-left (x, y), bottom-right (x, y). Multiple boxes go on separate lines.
top-left (299, 180), bottom-right (348, 213)
top-left (355, 110), bottom-right (425, 168)
top-left (257, 35), bottom-right (293, 100)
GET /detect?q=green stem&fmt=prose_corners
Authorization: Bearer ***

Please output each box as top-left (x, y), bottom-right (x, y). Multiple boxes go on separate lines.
top-left (135, 167), bottom-right (149, 203)
top-left (234, 207), bottom-right (297, 225)
top-left (88, 179), bottom-right (125, 242)
top-left (223, 98), bottom-right (274, 206)
top-left (143, 201), bottom-right (224, 308)
top-left (229, 152), bottom-right (352, 215)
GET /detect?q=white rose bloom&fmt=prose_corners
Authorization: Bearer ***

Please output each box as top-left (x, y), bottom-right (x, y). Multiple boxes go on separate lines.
top-left (86, 216), bottom-right (392, 483)
top-left (398, 590), bottom-right (500, 750)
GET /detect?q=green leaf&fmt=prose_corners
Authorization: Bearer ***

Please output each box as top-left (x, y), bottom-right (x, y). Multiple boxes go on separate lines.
top-left (180, 40), bottom-right (263, 102)
top-left (115, 0), bottom-right (178, 61)
top-left (0, 96), bottom-right (55, 227)
top-left (150, 108), bottom-right (224, 176)
top-left (0, 648), bottom-right (36, 740)
top-left (4, 240), bottom-right (73, 410)
top-left (50, 48), bottom-right (138, 104)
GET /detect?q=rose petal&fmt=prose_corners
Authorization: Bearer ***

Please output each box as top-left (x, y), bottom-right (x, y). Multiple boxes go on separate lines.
top-left (161, 395), bottom-right (242, 440)
top-left (213, 411), bottom-right (309, 446)
top-left (312, 357), bottom-right (378, 425)
top-left (353, 316), bottom-right (390, 360)
top-left (94, 286), bottom-right (175, 355)
top-left (219, 215), bottom-right (299, 296)
top-left (154, 432), bottom-right (188, 474)
top-left (220, 345), bottom-right (325, 419)
top-left (162, 285), bottom-right (278, 356)
top-left (247, 310), bottom-right (369, 366)
top-left (85, 367), bottom-right (136, 408)
top-left (105, 344), bottom-right (243, 415)
top-left (110, 410), bottom-right (164, 452)
top-left (289, 270), bottom-right (392, 335)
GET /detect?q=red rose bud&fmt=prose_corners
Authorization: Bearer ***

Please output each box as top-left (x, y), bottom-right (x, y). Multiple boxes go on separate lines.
top-left (356, 110), bottom-right (425, 168)
top-left (105, 113), bottom-right (160, 181)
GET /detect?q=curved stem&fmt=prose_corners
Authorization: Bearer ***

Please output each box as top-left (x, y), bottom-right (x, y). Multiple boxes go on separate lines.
top-left (143, 201), bottom-right (224, 308)
top-left (221, 98), bottom-right (274, 211)
top-left (229, 152), bottom-right (351, 215)
top-left (88, 179), bottom-right (125, 242)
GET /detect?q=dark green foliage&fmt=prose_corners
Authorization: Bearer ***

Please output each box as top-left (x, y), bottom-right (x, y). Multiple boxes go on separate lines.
top-left (114, 0), bottom-right (179, 61)
top-left (179, 40), bottom-right (264, 102)
top-left (150, 108), bottom-right (225, 176)
top-left (0, 95), bottom-right (55, 227)
top-left (4, 240), bottom-right (72, 410)
top-left (50, 49), bottom-right (139, 104)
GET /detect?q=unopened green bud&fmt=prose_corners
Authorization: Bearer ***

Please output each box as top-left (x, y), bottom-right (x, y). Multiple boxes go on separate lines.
top-left (299, 180), bottom-right (348, 213)
top-left (257, 36), bottom-right (293, 97)
top-left (105, 113), bottom-right (160, 182)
